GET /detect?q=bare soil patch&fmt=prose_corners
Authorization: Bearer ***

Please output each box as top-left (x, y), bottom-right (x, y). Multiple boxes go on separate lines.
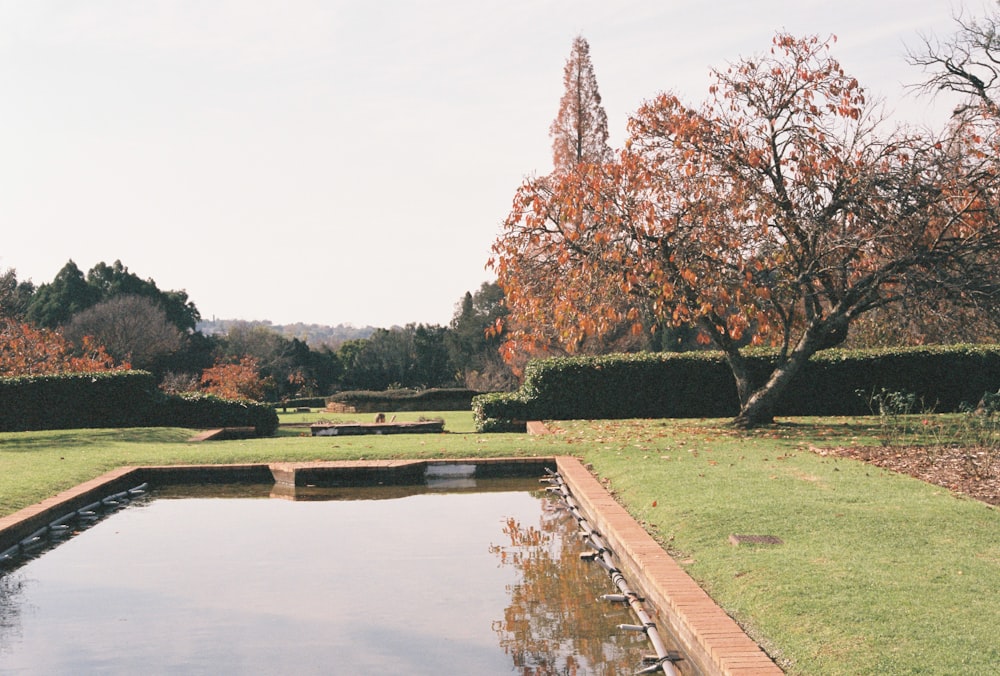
top-left (816, 445), bottom-right (1000, 506)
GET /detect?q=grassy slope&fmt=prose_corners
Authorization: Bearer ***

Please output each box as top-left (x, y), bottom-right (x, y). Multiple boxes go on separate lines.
top-left (1, 413), bottom-right (997, 675)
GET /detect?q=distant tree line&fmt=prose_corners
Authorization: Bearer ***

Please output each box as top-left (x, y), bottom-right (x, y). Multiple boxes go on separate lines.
top-left (0, 260), bottom-right (516, 400)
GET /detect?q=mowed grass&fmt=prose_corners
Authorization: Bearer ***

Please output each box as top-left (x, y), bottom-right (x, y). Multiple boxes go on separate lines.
top-left (553, 418), bottom-right (1000, 675)
top-left (1, 413), bottom-right (997, 675)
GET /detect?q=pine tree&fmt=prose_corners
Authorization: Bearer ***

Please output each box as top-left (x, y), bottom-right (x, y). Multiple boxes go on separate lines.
top-left (549, 36), bottom-right (611, 172)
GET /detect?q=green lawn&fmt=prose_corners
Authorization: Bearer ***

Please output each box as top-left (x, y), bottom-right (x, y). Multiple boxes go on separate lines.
top-left (1, 414), bottom-right (997, 675)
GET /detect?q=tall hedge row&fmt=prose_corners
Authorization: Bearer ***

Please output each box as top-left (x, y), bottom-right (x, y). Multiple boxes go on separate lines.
top-left (0, 371), bottom-right (278, 435)
top-left (472, 345), bottom-right (1000, 431)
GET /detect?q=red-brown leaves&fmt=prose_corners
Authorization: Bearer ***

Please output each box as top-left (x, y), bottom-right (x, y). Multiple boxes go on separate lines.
top-left (550, 35), bottom-right (612, 173)
top-left (199, 356), bottom-right (265, 401)
top-left (0, 319), bottom-right (125, 376)
top-left (491, 31), bottom-right (1000, 383)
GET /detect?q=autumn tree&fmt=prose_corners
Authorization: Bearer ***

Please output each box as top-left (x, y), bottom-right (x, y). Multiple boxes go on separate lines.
top-left (498, 35), bottom-right (653, 364)
top-left (550, 35), bottom-right (612, 172)
top-left (493, 34), bottom-right (1000, 428)
top-left (200, 356), bottom-right (265, 401)
top-left (0, 319), bottom-right (123, 376)
top-left (844, 4), bottom-right (1000, 347)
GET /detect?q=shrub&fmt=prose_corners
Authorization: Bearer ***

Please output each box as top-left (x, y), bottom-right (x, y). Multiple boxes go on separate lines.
top-left (0, 370), bottom-right (278, 435)
top-left (472, 345), bottom-right (1000, 431)
top-left (471, 392), bottom-right (531, 432)
top-left (157, 392), bottom-right (278, 436)
top-left (327, 388), bottom-right (479, 412)
top-left (0, 371), bottom-right (158, 431)
top-left (275, 397), bottom-right (327, 410)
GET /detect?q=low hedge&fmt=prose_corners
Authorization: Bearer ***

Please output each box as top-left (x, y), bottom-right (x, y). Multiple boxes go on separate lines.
top-left (327, 388), bottom-right (480, 412)
top-left (0, 370), bottom-right (278, 435)
top-left (158, 392), bottom-right (278, 436)
top-left (473, 345), bottom-right (1000, 431)
top-left (274, 397), bottom-right (327, 410)
top-left (471, 392), bottom-right (532, 433)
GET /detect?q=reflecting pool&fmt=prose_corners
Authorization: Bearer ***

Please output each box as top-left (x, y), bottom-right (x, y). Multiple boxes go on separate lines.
top-left (0, 478), bottom-right (676, 674)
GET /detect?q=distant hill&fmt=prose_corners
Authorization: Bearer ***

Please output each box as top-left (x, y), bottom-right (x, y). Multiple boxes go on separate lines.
top-left (197, 319), bottom-right (377, 348)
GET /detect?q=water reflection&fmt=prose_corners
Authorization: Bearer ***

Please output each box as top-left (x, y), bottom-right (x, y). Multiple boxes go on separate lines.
top-left (0, 573), bottom-right (26, 654)
top-left (490, 498), bottom-right (649, 675)
top-left (0, 479), bottom-right (662, 674)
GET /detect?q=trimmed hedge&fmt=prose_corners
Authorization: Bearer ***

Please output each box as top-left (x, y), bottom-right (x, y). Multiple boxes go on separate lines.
top-left (0, 371), bottom-right (278, 435)
top-left (472, 345), bottom-right (1000, 431)
top-left (0, 371), bottom-right (158, 431)
top-left (274, 397), bottom-right (327, 410)
top-left (472, 392), bottom-right (532, 433)
top-left (158, 392), bottom-right (278, 436)
top-left (327, 388), bottom-right (480, 412)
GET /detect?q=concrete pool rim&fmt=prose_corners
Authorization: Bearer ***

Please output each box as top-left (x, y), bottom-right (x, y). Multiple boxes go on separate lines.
top-left (0, 457), bottom-right (781, 676)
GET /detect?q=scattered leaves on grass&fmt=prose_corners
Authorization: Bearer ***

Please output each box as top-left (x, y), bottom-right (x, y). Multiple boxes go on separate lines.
top-left (813, 445), bottom-right (1000, 506)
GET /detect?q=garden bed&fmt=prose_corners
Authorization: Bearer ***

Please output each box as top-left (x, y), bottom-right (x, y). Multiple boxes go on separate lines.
top-left (815, 444), bottom-right (999, 506)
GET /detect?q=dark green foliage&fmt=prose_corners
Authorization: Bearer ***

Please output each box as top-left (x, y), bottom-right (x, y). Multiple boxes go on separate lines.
top-left (472, 345), bottom-right (1000, 431)
top-left (337, 324), bottom-right (458, 391)
top-left (24, 259), bottom-right (201, 333)
top-left (518, 351), bottom-right (737, 420)
top-left (0, 268), bottom-right (36, 320)
top-left (26, 260), bottom-right (101, 328)
top-left (328, 388), bottom-right (479, 412)
top-left (471, 392), bottom-right (531, 432)
top-left (158, 393), bottom-right (278, 436)
top-left (446, 282), bottom-right (515, 390)
top-left (275, 397), bottom-right (327, 409)
top-left (0, 371), bottom-right (277, 435)
top-left (0, 371), bottom-right (159, 431)
top-left (22, 260), bottom-right (207, 380)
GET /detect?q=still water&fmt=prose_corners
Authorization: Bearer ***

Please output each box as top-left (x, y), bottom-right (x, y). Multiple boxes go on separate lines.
top-left (0, 478), bottom-right (661, 675)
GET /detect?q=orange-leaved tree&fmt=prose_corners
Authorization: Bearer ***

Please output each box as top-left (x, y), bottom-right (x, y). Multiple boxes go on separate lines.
top-left (200, 356), bottom-right (265, 401)
top-left (0, 318), bottom-right (125, 376)
top-left (498, 35), bottom-right (657, 367)
top-left (492, 34), bottom-right (1000, 427)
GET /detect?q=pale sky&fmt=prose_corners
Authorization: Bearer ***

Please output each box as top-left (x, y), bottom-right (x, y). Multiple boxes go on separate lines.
top-left (0, 1), bottom-right (981, 328)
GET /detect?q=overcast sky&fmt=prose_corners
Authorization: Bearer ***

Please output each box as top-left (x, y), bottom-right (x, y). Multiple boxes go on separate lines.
top-left (0, 1), bottom-right (982, 328)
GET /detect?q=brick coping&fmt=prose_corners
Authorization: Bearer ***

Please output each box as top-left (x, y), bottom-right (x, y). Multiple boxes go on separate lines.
top-left (555, 457), bottom-right (781, 675)
top-left (1, 457), bottom-right (781, 675)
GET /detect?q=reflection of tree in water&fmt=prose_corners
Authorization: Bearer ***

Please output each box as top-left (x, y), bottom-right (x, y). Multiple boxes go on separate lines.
top-left (0, 572), bottom-right (28, 654)
top-left (490, 495), bottom-right (646, 675)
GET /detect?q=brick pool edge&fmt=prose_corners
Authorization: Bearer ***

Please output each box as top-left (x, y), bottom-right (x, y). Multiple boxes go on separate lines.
top-left (555, 456), bottom-right (782, 675)
top-left (0, 457), bottom-right (781, 676)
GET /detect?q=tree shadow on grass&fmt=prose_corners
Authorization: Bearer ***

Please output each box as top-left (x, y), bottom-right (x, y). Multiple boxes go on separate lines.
top-left (0, 427), bottom-right (192, 452)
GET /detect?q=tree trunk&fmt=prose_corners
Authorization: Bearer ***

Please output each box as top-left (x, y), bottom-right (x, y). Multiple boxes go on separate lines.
top-left (729, 316), bottom-right (846, 428)
top-left (720, 347), bottom-right (755, 412)
top-left (732, 358), bottom-right (802, 428)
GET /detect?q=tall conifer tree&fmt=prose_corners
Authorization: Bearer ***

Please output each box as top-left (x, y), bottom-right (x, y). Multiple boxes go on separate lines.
top-left (549, 36), bottom-right (611, 172)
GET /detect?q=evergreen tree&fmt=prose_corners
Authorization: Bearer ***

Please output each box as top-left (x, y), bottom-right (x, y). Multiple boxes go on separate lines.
top-left (446, 282), bottom-right (516, 391)
top-left (0, 269), bottom-right (35, 320)
top-left (26, 260), bottom-right (101, 328)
